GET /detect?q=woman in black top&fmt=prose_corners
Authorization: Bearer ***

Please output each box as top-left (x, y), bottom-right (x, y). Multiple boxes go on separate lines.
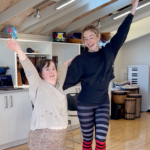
top-left (63, 1), bottom-right (139, 149)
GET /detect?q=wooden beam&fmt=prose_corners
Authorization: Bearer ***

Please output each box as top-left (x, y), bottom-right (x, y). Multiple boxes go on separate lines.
top-left (18, 0), bottom-right (81, 32)
top-left (0, 0), bottom-right (43, 25)
top-left (40, 0), bottom-right (111, 34)
top-left (100, 5), bottom-right (150, 33)
top-left (22, 0), bottom-right (91, 33)
top-left (64, 0), bottom-right (133, 33)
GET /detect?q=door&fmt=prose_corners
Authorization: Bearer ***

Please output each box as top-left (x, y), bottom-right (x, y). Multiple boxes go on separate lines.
top-left (0, 94), bottom-right (9, 145)
top-left (8, 91), bottom-right (32, 142)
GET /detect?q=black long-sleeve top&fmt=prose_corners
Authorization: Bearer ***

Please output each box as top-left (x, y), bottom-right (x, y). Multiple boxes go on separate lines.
top-left (63, 14), bottom-right (134, 104)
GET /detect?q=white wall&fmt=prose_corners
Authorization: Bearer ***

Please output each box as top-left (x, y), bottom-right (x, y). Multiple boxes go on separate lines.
top-left (114, 33), bottom-right (150, 81)
top-left (118, 33), bottom-right (150, 110)
top-left (122, 33), bottom-right (150, 71)
top-left (111, 15), bottom-right (150, 44)
top-left (114, 47), bottom-right (122, 81)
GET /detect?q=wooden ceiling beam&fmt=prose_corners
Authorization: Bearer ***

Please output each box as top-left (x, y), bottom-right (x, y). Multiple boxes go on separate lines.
top-left (18, 0), bottom-right (63, 32)
top-left (40, 0), bottom-right (111, 34)
top-left (64, 0), bottom-right (133, 33)
top-left (0, 0), bottom-right (43, 25)
top-left (22, 0), bottom-right (90, 33)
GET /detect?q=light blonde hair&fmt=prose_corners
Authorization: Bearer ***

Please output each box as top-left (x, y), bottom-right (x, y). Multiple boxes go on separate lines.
top-left (82, 25), bottom-right (111, 43)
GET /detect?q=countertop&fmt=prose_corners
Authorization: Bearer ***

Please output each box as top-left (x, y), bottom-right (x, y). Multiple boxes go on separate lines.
top-left (0, 88), bottom-right (29, 94)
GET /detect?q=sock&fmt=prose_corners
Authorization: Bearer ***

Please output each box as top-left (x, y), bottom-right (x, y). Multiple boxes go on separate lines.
top-left (83, 140), bottom-right (93, 150)
top-left (95, 140), bottom-right (106, 150)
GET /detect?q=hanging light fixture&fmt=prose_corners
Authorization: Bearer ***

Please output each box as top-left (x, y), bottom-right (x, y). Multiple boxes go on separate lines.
top-left (33, 0), bottom-right (50, 19)
top-left (97, 19), bottom-right (101, 29)
top-left (34, 8), bottom-right (41, 19)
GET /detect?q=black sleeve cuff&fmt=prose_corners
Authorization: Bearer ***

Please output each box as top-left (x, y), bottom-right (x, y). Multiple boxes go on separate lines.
top-left (128, 13), bottom-right (134, 20)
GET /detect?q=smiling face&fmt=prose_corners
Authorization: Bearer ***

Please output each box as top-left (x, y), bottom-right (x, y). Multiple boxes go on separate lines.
top-left (41, 61), bottom-right (57, 85)
top-left (83, 30), bottom-right (100, 52)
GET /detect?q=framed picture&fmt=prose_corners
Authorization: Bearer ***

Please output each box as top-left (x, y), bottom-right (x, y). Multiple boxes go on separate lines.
top-left (53, 32), bottom-right (66, 42)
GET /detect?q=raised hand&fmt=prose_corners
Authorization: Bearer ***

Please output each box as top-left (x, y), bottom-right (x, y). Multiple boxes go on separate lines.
top-left (5, 39), bottom-right (22, 53)
top-left (132, 0), bottom-right (139, 8)
top-left (131, 0), bottom-right (139, 15)
top-left (5, 39), bottom-right (27, 60)
top-left (63, 58), bottom-right (74, 67)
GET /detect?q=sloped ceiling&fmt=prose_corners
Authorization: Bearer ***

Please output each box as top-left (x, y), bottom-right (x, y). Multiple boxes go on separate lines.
top-left (0, 0), bottom-right (149, 38)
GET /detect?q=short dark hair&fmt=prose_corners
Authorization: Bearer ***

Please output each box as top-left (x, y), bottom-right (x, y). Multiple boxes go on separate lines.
top-left (36, 59), bottom-right (57, 74)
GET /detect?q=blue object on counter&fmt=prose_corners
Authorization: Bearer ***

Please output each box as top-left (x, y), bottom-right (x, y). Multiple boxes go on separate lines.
top-left (0, 66), bottom-right (9, 75)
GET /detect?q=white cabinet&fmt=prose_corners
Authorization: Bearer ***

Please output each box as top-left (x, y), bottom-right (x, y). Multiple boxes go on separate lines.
top-left (0, 39), bottom-right (81, 88)
top-left (0, 94), bottom-right (9, 145)
top-left (8, 91), bottom-right (32, 142)
top-left (0, 90), bottom-right (32, 145)
top-left (15, 40), bottom-right (52, 88)
top-left (52, 42), bottom-right (80, 67)
top-left (0, 39), bottom-right (51, 88)
top-left (0, 38), bottom-right (81, 130)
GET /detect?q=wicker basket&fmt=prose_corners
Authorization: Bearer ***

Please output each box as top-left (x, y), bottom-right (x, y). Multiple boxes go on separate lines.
top-left (67, 39), bottom-right (82, 44)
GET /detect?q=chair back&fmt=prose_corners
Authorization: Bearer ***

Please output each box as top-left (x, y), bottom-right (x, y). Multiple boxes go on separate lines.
top-left (66, 93), bottom-right (79, 111)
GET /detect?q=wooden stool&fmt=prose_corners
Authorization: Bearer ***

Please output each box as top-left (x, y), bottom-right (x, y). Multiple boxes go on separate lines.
top-left (124, 98), bottom-right (136, 120)
top-left (112, 90), bottom-right (128, 104)
top-left (128, 94), bottom-right (142, 118)
top-left (111, 90), bottom-right (128, 118)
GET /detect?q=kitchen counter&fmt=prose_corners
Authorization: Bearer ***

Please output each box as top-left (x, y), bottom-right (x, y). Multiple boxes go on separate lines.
top-left (0, 88), bottom-right (29, 94)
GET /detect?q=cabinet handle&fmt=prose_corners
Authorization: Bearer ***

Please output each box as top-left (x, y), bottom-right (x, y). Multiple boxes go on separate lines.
top-left (5, 96), bottom-right (8, 108)
top-left (10, 96), bottom-right (13, 107)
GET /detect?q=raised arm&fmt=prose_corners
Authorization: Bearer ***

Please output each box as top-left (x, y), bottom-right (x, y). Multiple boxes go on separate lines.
top-left (57, 58), bottom-right (74, 87)
top-left (105, 0), bottom-right (139, 58)
top-left (5, 39), bottom-right (40, 86)
top-left (63, 56), bottom-right (83, 90)
top-left (131, 0), bottom-right (139, 15)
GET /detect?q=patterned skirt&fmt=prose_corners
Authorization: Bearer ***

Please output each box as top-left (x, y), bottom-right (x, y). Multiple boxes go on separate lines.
top-left (28, 128), bottom-right (67, 150)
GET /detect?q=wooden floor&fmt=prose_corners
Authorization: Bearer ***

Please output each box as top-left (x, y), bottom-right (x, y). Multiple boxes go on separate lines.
top-left (6, 112), bottom-right (150, 150)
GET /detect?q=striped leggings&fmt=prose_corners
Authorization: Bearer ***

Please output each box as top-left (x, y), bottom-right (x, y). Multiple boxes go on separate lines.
top-left (77, 102), bottom-right (110, 150)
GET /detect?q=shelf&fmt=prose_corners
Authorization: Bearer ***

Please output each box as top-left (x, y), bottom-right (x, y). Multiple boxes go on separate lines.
top-left (25, 53), bottom-right (50, 56)
top-left (16, 53), bottom-right (50, 57)
top-left (0, 38), bottom-right (85, 46)
top-left (14, 85), bottom-right (29, 88)
top-left (0, 38), bottom-right (50, 43)
top-left (52, 41), bottom-right (84, 46)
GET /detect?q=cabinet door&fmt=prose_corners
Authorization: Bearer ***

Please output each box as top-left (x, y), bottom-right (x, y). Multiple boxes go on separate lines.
top-left (0, 40), bottom-right (16, 86)
top-left (8, 91), bottom-right (32, 142)
top-left (52, 43), bottom-right (80, 67)
top-left (0, 94), bottom-right (9, 145)
top-left (64, 45), bottom-right (80, 61)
